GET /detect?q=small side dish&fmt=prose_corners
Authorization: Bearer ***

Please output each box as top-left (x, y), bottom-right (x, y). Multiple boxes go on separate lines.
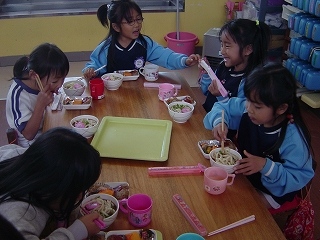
top-left (106, 229), bottom-right (157, 240)
top-left (198, 139), bottom-right (237, 159)
top-left (63, 96), bottom-right (92, 110)
top-left (114, 69), bottom-right (139, 81)
top-left (87, 182), bottom-right (129, 200)
top-left (164, 95), bottom-right (196, 106)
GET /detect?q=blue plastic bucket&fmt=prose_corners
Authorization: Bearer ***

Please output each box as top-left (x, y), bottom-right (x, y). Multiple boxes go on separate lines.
top-left (164, 32), bottom-right (199, 56)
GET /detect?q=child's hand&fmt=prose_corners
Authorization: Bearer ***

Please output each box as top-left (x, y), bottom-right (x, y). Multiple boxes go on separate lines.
top-left (186, 54), bottom-right (201, 66)
top-left (36, 84), bottom-right (54, 109)
top-left (212, 123), bottom-right (228, 142)
top-left (79, 212), bottom-right (101, 237)
top-left (234, 150), bottom-right (266, 175)
top-left (208, 80), bottom-right (221, 96)
top-left (198, 57), bottom-right (209, 71)
top-left (83, 68), bottom-right (97, 80)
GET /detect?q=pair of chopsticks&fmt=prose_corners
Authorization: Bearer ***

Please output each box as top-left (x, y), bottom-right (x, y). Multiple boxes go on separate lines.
top-left (207, 215), bottom-right (255, 237)
top-left (221, 110), bottom-right (225, 153)
top-left (77, 65), bottom-right (107, 81)
top-left (35, 74), bottom-right (44, 91)
top-left (80, 206), bottom-right (106, 230)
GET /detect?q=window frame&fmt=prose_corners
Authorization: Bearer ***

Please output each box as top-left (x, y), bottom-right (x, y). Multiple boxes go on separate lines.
top-left (0, 0), bottom-right (185, 19)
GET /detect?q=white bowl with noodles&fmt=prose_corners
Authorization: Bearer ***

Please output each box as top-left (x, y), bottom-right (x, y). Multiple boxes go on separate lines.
top-left (70, 115), bottom-right (99, 138)
top-left (63, 80), bottom-right (86, 96)
top-left (167, 101), bottom-right (194, 123)
top-left (101, 73), bottom-right (124, 90)
top-left (80, 193), bottom-right (119, 229)
top-left (209, 147), bottom-right (242, 173)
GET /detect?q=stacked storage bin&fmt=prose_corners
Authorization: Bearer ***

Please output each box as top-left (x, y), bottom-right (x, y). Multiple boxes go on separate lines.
top-left (284, 0), bottom-right (320, 107)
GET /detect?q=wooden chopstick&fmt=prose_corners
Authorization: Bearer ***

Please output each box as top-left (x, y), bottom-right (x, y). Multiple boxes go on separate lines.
top-left (221, 110), bottom-right (225, 153)
top-left (207, 215), bottom-right (255, 237)
top-left (35, 74), bottom-right (44, 91)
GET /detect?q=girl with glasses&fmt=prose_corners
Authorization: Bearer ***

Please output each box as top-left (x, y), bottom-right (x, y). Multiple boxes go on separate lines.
top-left (83, 0), bottom-right (200, 80)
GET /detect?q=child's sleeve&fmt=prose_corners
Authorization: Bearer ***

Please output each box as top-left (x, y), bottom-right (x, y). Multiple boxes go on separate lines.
top-left (260, 125), bottom-right (315, 197)
top-left (83, 41), bottom-right (109, 76)
top-left (203, 97), bottom-right (246, 130)
top-left (198, 73), bottom-right (211, 95)
top-left (145, 37), bottom-right (188, 70)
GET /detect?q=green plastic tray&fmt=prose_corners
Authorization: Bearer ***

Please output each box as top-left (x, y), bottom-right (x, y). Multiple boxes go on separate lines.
top-left (91, 116), bottom-right (172, 161)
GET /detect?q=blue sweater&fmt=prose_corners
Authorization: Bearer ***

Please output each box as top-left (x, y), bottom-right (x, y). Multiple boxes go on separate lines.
top-left (83, 36), bottom-right (189, 75)
top-left (203, 98), bottom-right (314, 200)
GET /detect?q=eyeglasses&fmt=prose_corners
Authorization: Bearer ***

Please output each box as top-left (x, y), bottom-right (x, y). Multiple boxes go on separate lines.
top-left (121, 17), bottom-right (144, 26)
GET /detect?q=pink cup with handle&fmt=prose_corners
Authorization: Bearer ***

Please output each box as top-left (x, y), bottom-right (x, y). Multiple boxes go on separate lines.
top-left (158, 83), bottom-right (178, 101)
top-left (204, 167), bottom-right (235, 195)
top-left (119, 193), bottom-right (153, 227)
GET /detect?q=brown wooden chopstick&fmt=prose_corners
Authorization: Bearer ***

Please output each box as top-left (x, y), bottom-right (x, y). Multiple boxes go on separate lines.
top-left (35, 74), bottom-right (44, 91)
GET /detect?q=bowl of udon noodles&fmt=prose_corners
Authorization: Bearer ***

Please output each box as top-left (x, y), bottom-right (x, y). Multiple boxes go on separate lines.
top-left (70, 114), bottom-right (99, 138)
top-left (209, 147), bottom-right (242, 173)
top-left (80, 193), bottom-right (119, 229)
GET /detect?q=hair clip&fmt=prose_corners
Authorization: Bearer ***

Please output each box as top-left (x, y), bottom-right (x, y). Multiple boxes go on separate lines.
top-left (287, 114), bottom-right (294, 124)
top-left (256, 20), bottom-right (259, 26)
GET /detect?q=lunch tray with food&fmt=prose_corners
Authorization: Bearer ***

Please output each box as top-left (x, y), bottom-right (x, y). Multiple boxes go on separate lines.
top-left (86, 182), bottom-right (129, 200)
top-left (62, 96), bottom-right (92, 110)
top-left (198, 139), bottom-right (237, 159)
top-left (164, 95), bottom-right (196, 107)
top-left (105, 229), bottom-right (162, 240)
top-left (114, 69), bottom-right (139, 81)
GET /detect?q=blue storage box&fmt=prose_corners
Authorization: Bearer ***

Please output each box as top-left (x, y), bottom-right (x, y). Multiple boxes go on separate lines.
top-left (305, 19), bottom-right (320, 38)
top-left (304, 0), bottom-right (311, 12)
top-left (315, 0), bottom-right (320, 16)
top-left (312, 23), bottom-right (320, 41)
top-left (301, 67), bottom-right (318, 85)
top-left (299, 16), bottom-right (317, 35)
top-left (311, 48), bottom-right (320, 68)
top-left (309, 0), bottom-right (317, 14)
top-left (290, 59), bottom-right (306, 76)
top-left (305, 70), bottom-right (320, 90)
top-left (299, 42), bottom-right (320, 60)
top-left (295, 62), bottom-right (313, 84)
top-left (294, 37), bottom-right (311, 56)
top-left (294, 13), bottom-right (310, 32)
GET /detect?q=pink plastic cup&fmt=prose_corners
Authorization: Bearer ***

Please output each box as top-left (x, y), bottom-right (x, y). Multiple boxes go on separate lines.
top-left (119, 193), bottom-right (153, 227)
top-left (158, 83), bottom-right (178, 101)
top-left (204, 167), bottom-right (235, 195)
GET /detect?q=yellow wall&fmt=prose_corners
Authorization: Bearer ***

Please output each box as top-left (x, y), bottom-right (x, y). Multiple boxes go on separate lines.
top-left (0, 0), bottom-right (227, 57)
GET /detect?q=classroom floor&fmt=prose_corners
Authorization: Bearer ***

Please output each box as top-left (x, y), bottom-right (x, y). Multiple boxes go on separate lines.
top-left (0, 62), bottom-right (319, 239)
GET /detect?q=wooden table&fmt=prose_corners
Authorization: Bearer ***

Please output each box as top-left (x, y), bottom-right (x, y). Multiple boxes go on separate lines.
top-left (44, 73), bottom-right (285, 240)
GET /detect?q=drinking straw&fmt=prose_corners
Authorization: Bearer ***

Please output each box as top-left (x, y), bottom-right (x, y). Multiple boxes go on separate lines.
top-left (207, 215), bottom-right (255, 237)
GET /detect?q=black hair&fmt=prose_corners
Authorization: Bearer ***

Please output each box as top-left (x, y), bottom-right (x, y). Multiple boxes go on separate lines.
top-left (97, 0), bottom-right (149, 72)
top-left (219, 19), bottom-right (271, 76)
top-left (0, 127), bottom-right (101, 222)
top-left (244, 63), bottom-right (312, 156)
top-left (13, 43), bottom-right (69, 83)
